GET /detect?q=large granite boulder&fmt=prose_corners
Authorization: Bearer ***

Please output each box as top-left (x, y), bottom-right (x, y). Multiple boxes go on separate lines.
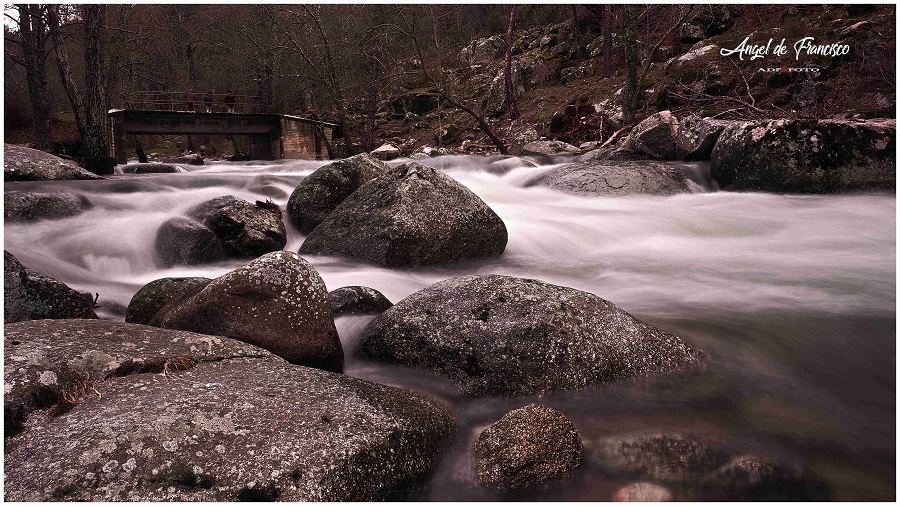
top-left (149, 251), bottom-right (344, 372)
top-left (4, 144), bottom-right (103, 181)
top-left (626, 111), bottom-right (680, 161)
top-left (328, 286), bottom-right (393, 317)
top-left (474, 404), bottom-right (584, 491)
top-left (4, 250), bottom-right (97, 323)
top-left (4, 191), bottom-right (93, 223)
top-left (525, 160), bottom-right (688, 196)
top-left (459, 35), bottom-right (505, 66)
top-left (154, 218), bottom-right (225, 267)
top-left (188, 195), bottom-right (286, 257)
top-left (359, 275), bottom-right (706, 396)
top-left (710, 118), bottom-right (896, 193)
top-left (120, 163), bottom-right (182, 174)
top-left (300, 163), bottom-right (508, 268)
top-left (4, 319), bottom-right (458, 501)
top-left (287, 153), bottom-right (389, 234)
top-left (124, 277), bottom-right (212, 325)
top-left (676, 115), bottom-right (731, 161)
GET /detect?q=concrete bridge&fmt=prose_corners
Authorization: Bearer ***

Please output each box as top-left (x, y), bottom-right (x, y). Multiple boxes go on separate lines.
top-left (107, 109), bottom-right (342, 163)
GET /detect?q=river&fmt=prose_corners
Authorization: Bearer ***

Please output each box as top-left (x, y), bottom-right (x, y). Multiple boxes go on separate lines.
top-left (4, 155), bottom-right (895, 500)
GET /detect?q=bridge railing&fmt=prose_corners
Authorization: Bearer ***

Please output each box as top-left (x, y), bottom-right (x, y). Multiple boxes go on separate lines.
top-left (124, 91), bottom-right (261, 113)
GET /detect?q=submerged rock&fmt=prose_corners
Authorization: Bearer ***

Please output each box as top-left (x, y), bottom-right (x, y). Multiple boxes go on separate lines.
top-left (613, 482), bottom-right (674, 502)
top-left (4, 319), bottom-right (457, 501)
top-left (4, 250), bottom-right (97, 323)
top-left (589, 433), bottom-right (813, 500)
top-left (125, 277), bottom-right (212, 325)
top-left (4, 191), bottom-right (93, 223)
top-left (120, 163), bottom-right (182, 174)
top-left (711, 118), bottom-right (895, 192)
top-left (4, 144), bottom-right (103, 181)
top-left (150, 251), bottom-right (344, 372)
top-left (300, 162), bottom-right (507, 268)
top-left (525, 160), bottom-right (688, 196)
top-left (474, 404), bottom-right (584, 491)
top-left (188, 195), bottom-right (286, 257)
top-left (154, 218), bottom-right (225, 267)
top-left (328, 286), bottom-right (393, 316)
top-left (287, 153), bottom-right (389, 234)
top-left (359, 275), bottom-right (706, 396)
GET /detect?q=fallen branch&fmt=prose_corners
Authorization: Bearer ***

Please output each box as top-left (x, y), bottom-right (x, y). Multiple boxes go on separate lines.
top-left (600, 124), bottom-right (635, 149)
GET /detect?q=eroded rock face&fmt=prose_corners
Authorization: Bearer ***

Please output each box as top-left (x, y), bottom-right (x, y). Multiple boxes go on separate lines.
top-left (525, 160), bottom-right (688, 196)
top-left (4, 191), bottom-right (93, 223)
top-left (474, 404), bottom-right (584, 491)
top-left (300, 163), bottom-right (508, 268)
top-left (125, 277), bottom-right (212, 325)
top-left (359, 275), bottom-right (706, 396)
top-left (627, 111), bottom-right (680, 161)
top-left (328, 286), bottom-right (393, 317)
top-left (710, 118), bottom-right (896, 192)
top-left (4, 144), bottom-right (103, 181)
top-left (188, 195), bottom-right (286, 257)
top-left (287, 153), bottom-right (389, 234)
top-left (4, 251), bottom-right (97, 324)
top-left (150, 251), bottom-right (344, 372)
top-left (4, 319), bottom-right (458, 501)
top-left (154, 218), bottom-right (225, 267)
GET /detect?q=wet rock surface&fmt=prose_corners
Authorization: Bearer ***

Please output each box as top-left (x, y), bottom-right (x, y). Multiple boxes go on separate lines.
top-left (120, 163), bottom-right (182, 174)
top-left (612, 482), bottom-right (674, 502)
top-left (4, 144), bottom-right (104, 181)
top-left (4, 319), bottom-right (458, 501)
top-left (526, 160), bottom-right (688, 196)
top-left (125, 277), bottom-right (212, 325)
top-left (359, 275), bottom-right (706, 396)
top-left (149, 252), bottom-right (344, 372)
top-left (4, 250), bottom-right (97, 324)
top-left (4, 191), bottom-right (93, 223)
top-left (188, 195), bottom-right (286, 257)
top-left (300, 162), bottom-right (508, 268)
top-left (711, 118), bottom-right (896, 192)
top-left (474, 404), bottom-right (584, 491)
top-left (287, 153), bottom-right (389, 234)
top-left (329, 286), bottom-right (393, 316)
top-left (154, 218), bottom-right (226, 267)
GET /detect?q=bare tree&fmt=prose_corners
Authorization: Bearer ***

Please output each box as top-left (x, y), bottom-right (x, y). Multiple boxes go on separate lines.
top-left (503, 5), bottom-right (520, 120)
top-left (47, 4), bottom-right (114, 173)
top-left (6, 4), bottom-right (53, 151)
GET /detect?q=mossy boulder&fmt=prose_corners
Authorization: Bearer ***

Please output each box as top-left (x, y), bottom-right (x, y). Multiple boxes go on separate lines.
top-left (4, 144), bottom-right (103, 181)
top-left (287, 153), bottom-right (389, 234)
top-left (300, 163), bottom-right (508, 268)
top-left (4, 319), bottom-right (457, 501)
top-left (711, 118), bottom-right (895, 192)
top-left (4, 250), bottom-right (97, 324)
top-left (359, 275), bottom-right (707, 396)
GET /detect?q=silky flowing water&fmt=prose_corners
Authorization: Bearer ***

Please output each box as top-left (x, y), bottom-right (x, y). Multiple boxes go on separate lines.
top-left (4, 155), bottom-right (895, 500)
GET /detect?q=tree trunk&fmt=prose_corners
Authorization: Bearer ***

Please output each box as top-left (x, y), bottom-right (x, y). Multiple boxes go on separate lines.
top-left (671, 7), bottom-right (683, 58)
top-left (503, 6), bottom-right (520, 120)
top-left (47, 5), bottom-right (86, 140)
top-left (603, 5), bottom-right (613, 78)
top-left (622, 6), bottom-right (638, 124)
top-left (17, 5), bottom-right (53, 152)
top-left (82, 5), bottom-right (114, 174)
